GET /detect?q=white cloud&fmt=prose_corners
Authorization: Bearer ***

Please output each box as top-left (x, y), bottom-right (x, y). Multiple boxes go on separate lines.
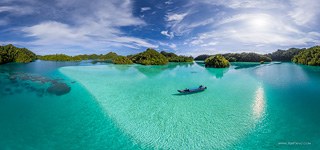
top-left (159, 42), bottom-right (177, 50)
top-left (161, 31), bottom-right (174, 38)
top-left (141, 7), bottom-right (151, 12)
top-left (289, 0), bottom-right (320, 26)
top-left (169, 0), bottom-right (320, 54)
top-left (165, 0), bottom-right (173, 5)
top-left (170, 43), bottom-right (177, 49)
top-left (165, 12), bottom-right (194, 36)
top-left (187, 12), bottom-right (320, 53)
top-left (0, 6), bottom-right (33, 15)
top-left (196, 0), bottom-right (285, 9)
top-left (22, 21), bottom-right (157, 52)
top-left (166, 13), bottom-right (188, 22)
top-left (14, 0), bottom-right (157, 54)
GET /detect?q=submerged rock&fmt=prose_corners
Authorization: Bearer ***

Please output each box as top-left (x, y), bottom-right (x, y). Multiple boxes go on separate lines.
top-left (47, 83), bottom-right (71, 96)
top-left (4, 72), bottom-right (72, 97)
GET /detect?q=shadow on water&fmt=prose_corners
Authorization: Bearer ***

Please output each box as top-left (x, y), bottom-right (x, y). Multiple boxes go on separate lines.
top-left (172, 91), bottom-right (205, 96)
top-left (91, 60), bottom-right (113, 64)
top-left (195, 61), bottom-right (205, 67)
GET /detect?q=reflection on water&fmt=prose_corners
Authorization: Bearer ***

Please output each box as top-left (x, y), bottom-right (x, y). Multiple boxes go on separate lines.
top-left (232, 62), bottom-right (261, 70)
top-left (206, 68), bottom-right (229, 78)
top-left (134, 62), bottom-right (194, 77)
top-left (254, 63), bottom-right (309, 87)
top-left (194, 61), bottom-right (230, 78)
top-left (252, 85), bottom-right (265, 121)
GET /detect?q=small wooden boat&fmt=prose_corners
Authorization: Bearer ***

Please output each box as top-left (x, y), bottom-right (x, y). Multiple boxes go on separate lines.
top-left (177, 86), bottom-right (207, 94)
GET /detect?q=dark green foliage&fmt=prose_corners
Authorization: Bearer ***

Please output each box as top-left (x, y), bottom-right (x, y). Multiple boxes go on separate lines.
top-left (112, 56), bottom-right (133, 64)
top-left (195, 54), bottom-right (210, 60)
top-left (205, 55), bottom-right (230, 68)
top-left (292, 46), bottom-right (320, 66)
top-left (130, 48), bottom-right (168, 65)
top-left (75, 54), bottom-right (101, 60)
top-left (168, 56), bottom-right (193, 62)
top-left (38, 52), bottom-right (119, 61)
top-left (99, 52), bottom-right (118, 60)
top-left (38, 54), bottom-right (75, 61)
top-left (160, 51), bottom-right (178, 58)
top-left (267, 48), bottom-right (303, 61)
top-left (223, 53), bottom-right (272, 62)
top-left (160, 51), bottom-right (193, 62)
top-left (0, 44), bottom-right (36, 64)
top-left (196, 53), bottom-right (271, 62)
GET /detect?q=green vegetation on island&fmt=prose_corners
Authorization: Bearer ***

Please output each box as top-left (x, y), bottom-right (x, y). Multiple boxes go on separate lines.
top-left (195, 53), bottom-right (272, 62)
top-left (38, 52), bottom-right (119, 62)
top-left (292, 46), bottom-right (320, 66)
top-left (72, 54), bottom-right (101, 60)
top-left (112, 56), bottom-right (133, 64)
top-left (205, 55), bottom-right (230, 68)
top-left (223, 53), bottom-right (272, 62)
top-left (38, 54), bottom-right (76, 61)
top-left (160, 51), bottom-right (193, 62)
top-left (195, 54), bottom-right (210, 61)
top-left (3, 44), bottom-right (320, 66)
top-left (99, 52), bottom-right (118, 60)
top-left (267, 48), bottom-right (303, 61)
top-left (0, 44), bottom-right (36, 64)
top-left (130, 48), bottom-right (169, 65)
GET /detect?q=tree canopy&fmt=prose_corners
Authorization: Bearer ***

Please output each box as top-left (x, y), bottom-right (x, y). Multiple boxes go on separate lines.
top-left (223, 53), bottom-right (272, 62)
top-left (4, 44), bottom-right (320, 66)
top-left (38, 52), bottom-right (119, 61)
top-left (112, 56), bottom-right (133, 64)
top-left (130, 48), bottom-right (169, 65)
top-left (292, 46), bottom-right (320, 66)
top-left (160, 51), bottom-right (193, 62)
top-left (205, 55), bottom-right (230, 68)
top-left (38, 54), bottom-right (75, 61)
top-left (267, 48), bottom-right (303, 61)
top-left (195, 53), bottom-right (271, 62)
top-left (99, 52), bottom-right (118, 60)
top-left (194, 54), bottom-right (210, 61)
top-left (0, 44), bottom-right (36, 64)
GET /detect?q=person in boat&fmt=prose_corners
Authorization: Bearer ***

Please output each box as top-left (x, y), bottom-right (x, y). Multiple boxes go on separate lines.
top-left (185, 88), bottom-right (190, 92)
top-left (199, 85), bottom-right (203, 88)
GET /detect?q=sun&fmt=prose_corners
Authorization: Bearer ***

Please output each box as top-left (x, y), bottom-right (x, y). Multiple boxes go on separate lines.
top-left (249, 15), bottom-right (270, 30)
top-left (251, 18), bottom-right (267, 27)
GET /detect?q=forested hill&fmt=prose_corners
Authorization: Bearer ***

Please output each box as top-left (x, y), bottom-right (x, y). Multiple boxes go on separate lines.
top-left (0, 44), bottom-right (36, 64)
top-left (292, 46), bottom-right (320, 66)
top-left (267, 48), bottom-right (304, 61)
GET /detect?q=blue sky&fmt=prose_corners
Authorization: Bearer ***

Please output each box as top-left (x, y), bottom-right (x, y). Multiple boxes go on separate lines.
top-left (0, 0), bottom-right (319, 56)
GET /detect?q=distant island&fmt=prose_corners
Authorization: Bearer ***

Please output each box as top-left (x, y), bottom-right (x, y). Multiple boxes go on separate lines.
top-left (205, 55), bottom-right (230, 68)
top-left (37, 48), bottom-right (193, 65)
top-left (37, 52), bottom-right (119, 62)
top-left (129, 48), bottom-right (169, 65)
top-left (0, 44), bottom-right (320, 67)
top-left (195, 46), bottom-right (319, 67)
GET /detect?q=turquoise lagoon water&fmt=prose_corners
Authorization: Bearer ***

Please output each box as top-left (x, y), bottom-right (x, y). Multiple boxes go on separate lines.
top-left (0, 61), bottom-right (320, 149)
